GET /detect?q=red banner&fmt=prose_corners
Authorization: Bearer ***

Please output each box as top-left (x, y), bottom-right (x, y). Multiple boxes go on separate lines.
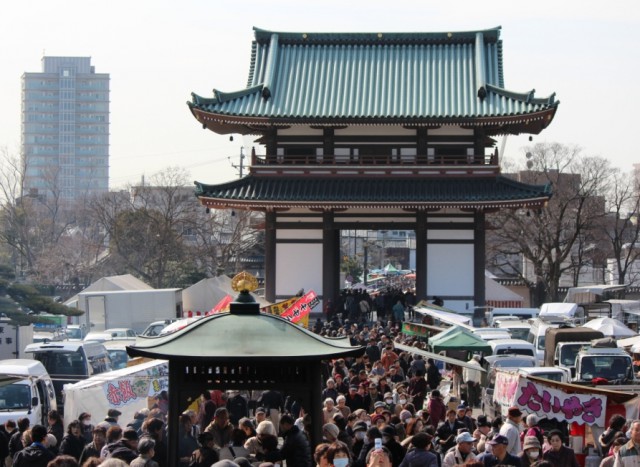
top-left (280, 290), bottom-right (319, 324)
top-left (207, 294), bottom-right (233, 315)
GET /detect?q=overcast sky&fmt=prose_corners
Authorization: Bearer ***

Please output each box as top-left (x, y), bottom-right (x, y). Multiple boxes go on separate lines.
top-left (1, 0), bottom-right (639, 190)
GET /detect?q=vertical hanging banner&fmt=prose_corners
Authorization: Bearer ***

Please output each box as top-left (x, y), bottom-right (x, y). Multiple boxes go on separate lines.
top-left (280, 290), bottom-right (319, 326)
top-left (262, 297), bottom-right (299, 316)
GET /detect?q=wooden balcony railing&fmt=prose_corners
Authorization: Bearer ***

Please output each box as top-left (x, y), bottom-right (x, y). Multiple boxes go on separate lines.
top-left (251, 150), bottom-right (499, 167)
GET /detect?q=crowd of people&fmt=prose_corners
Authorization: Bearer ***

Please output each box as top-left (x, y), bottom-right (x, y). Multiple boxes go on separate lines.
top-left (1, 308), bottom-right (638, 467)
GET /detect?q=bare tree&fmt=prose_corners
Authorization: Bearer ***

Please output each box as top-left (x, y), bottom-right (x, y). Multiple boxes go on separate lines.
top-left (599, 169), bottom-right (640, 285)
top-left (88, 167), bottom-right (262, 287)
top-left (487, 143), bottom-right (612, 304)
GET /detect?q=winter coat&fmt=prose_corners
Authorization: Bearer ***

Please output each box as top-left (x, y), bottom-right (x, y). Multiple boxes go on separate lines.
top-left (279, 425), bottom-right (312, 467)
top-left (59, 433), bottom-right (87, 460)
top-left (13, 443), bottom-right (55, 467)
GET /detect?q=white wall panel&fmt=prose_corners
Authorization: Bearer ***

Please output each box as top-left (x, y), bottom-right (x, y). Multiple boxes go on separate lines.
top-left (428, 230), bottom-right (474, 240)
top-left (276, 243), bottom-right (323, 297)
top-left (427, 244), bottom-right (474, 295)
top-left (277, 230), bottom-right (323, 240)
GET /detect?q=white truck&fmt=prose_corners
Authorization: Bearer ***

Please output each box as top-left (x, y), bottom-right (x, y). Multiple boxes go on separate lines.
top-left (0, 359), bottom-right (57, 426)
top-left (69, 289), bottom-right (183, 334)
top-left (0, 319), bottom-right (34, 360)
top-left (574, 344), bottom-right (636, 385)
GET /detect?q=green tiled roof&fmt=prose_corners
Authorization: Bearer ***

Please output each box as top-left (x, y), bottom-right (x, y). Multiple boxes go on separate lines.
top-left (189, 26), bottom-right (558, 123)
top-left (195, 175), bottom-right (551, 209)
top-left (128, 311), bottom-right (364, 361)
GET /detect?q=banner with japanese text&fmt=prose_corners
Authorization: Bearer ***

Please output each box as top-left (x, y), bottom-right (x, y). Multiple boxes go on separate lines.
top-left (493, 371), bottom-right (520, 411)
top-left (103, 362), bottom-right (169, 408)
top-left (515, 377), bottom-right (606, 426)
top-left (493, 371), bottom-right (607, 426)
top-left (262, 297), bottom-right (299, 316)
top-left (280, 290), bottom-right (319, 326)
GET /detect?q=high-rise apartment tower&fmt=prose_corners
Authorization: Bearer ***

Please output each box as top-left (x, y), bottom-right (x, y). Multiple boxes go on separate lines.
top-left (21, 57), bottom-right (109, 201)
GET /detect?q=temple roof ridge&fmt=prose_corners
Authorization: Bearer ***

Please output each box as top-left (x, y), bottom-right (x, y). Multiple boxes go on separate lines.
top-left (252, 26), bottom-right (503, 45)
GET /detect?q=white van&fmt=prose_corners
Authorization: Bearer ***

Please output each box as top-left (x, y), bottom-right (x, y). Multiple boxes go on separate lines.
top-left (472, 329), bottom-right (512, 341)
top-left (0, 359), bottom-right (57, 426)
top-left (539, 303), bottom-right (586, 325)
top-left (488, 308), bottom-right (539, 323)
top-left (489, 339), bottom-right (536, 358)
top-left (527, 317), bottom-right (568, 365)
top-left (24, 341), bottom-right (112, 410)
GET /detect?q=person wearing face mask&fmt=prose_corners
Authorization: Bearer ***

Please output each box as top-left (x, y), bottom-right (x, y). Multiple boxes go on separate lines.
top-left (393, 384), bottom-right (409, 408)
top-left (352, 422), bottom-right (368, 460)
top-left (77, 412), bottom-right (93, 444)
top-left (326, 441), bottom-right (352, 467)
top-left (519, 436), bottom-right (541, 467)
top-left (383, 392), bottom-right (396, 413)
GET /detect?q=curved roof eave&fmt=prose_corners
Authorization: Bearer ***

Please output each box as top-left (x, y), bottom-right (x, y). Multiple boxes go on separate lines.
top-left (126, 312), bottom-right (365, 361)
top-left (190, 107), bottom-right (558, 135)
top-left (194, 197), bottom-right (551, 212)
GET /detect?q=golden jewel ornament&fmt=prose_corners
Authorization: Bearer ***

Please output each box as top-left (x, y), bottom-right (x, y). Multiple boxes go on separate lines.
top-left (231, 271), bottom-right (258, 293)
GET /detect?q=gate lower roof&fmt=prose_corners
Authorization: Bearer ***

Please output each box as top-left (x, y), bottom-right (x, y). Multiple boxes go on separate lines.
top-left (195, 175), bottom-right (552, 210)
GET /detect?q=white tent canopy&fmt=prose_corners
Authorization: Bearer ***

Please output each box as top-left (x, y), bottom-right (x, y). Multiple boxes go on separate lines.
top-left (64, 274), bottom-right (153, 307)
top-left (485, 273), bottom-right (524, 305)
top-left (182, 276), bottom-right (271, 313)
top-left (584, 317), bottom-right (637, 338)
top-left (413, 306), bottom-right (473, 329)
top-left (63, 359), bottom-right (168, 427)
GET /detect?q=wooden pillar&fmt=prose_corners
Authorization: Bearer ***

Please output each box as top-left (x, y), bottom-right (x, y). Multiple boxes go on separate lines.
top-left (333, 229), bottom-right (341, 297)
top-left (474, 128), bottom-right (485, 164)
top-left (474, 210), bottom-right (486, 313)
top-left (417, 128), bottom-right (428, 163)
top-left (265, 128), bottom-right (277, 163)
top-left (265, 211), bottom-right (277, 303)
top-left (415, 211), bottom-right (428, 301)
top-left (167, 361), bottom-right (181, 466)
top-left (322, 211), bottom-right (336, 303)
top-left (310, 360), bottom-right (324, 448)
top-left (323, 128), bottom-right (335, 163)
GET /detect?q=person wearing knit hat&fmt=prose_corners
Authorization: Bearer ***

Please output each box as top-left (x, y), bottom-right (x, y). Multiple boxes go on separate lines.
top-left (370, 414), bottom-right (385, 428)
top-left (399, 410), bottom-right (413, 423)
top-left (322, 423), bottom-right (340, 443)
top-left (519, 436), bottom-right (542, 467)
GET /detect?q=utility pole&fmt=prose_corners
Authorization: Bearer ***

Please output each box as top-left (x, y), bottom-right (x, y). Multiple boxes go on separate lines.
top-left (229, 146), bottom-right (245, 178)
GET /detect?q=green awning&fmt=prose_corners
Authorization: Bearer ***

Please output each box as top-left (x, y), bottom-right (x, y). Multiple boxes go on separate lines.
top-left (430, 326), bottom-right (492, 354)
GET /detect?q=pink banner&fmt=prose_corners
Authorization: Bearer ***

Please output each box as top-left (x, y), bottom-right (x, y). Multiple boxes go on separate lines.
top-left (515, 379), bottom-right (606, 426)
top-left (280, 290), bottom-right (319, 323)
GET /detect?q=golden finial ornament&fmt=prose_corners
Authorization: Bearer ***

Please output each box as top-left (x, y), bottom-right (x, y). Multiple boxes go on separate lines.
top-left (231, 271), bottom-right (258, 293)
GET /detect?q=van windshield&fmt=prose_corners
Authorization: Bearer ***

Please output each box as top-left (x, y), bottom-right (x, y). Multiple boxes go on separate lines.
top-left (496, 348), bottom-right (534, 357)
top-left (65, 328), bottom-right (83, 340)
top-left (0, 383), bottom-right (31, 410)
top-left (529, 372), bottom-right (565, 382)
top-left (31, 350), bottom-right (87, 377)
top-left (579, 356), bottom-right (631, 381)
top-left (559, 344), bottom-right (584, 367)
